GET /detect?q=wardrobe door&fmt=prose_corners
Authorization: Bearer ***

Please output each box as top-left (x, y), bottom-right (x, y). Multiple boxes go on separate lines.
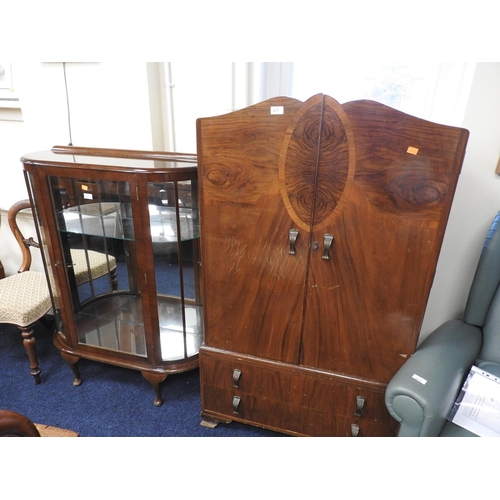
top-left (301, 99), bottom-right (469, 382)
top-left (279, 94), bottom-right (369, 376)
top-left (197, 97), bottom-right (307, 364)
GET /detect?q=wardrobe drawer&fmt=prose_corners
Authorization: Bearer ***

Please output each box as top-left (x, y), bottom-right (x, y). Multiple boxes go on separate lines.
top-left (202, 385), bottom-right (396, 437)
top-left (200, 349), bottom-right (399, 436)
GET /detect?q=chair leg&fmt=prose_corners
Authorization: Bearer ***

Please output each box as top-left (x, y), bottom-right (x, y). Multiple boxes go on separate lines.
top-left (19, 325), bottom-right (41, 384)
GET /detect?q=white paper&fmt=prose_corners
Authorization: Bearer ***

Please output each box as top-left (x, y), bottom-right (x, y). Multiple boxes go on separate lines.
top-left (451, 366), bottom-right (500, 437)
top-left (412, 374), bottom-right (427, 385)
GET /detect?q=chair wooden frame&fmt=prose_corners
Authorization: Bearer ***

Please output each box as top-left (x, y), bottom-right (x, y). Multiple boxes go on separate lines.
top-left (1, 200), bottom-right (118, 384)
top-left (0, 200), bottom-right (53, 384)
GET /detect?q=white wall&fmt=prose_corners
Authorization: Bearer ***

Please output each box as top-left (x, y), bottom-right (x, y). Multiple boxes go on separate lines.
top-left (1, 61), bottom-right (499, 345)
top-left (419, 62), bottom-right (500, 341)
top-left (0, 62), bottom-right (153, 275)
top-left (0, 62), bottom-right (153, 209)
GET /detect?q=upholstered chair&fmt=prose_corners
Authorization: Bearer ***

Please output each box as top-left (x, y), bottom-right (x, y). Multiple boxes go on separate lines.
top-left (385, 211), bottom-right (500, 437)
top-left (1, 200), bottom-right (119, 384)
top-left (0, 200), bottom-right (53, 384)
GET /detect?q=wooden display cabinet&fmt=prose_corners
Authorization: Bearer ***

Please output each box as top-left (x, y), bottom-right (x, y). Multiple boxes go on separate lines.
top-left (22, 146), bottom-right (203, 406)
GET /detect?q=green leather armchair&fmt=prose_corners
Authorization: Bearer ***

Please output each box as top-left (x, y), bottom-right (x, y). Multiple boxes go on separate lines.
top-left (385, 211), bottom-right (500, 437)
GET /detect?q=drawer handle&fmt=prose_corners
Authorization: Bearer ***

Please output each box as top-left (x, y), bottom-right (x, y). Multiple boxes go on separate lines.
top-left (232, 396), bottom-right (241, 414)
top-left (233, 369), bottom-right (242, 388)
top-left (354, 396), bottom-right (365, 417)
top-left (289, 229), bottom-right (299, 255)
top-left (351, 424), bottom-right (359, 437)
top-left (322, 233), bottom-right (334, 260)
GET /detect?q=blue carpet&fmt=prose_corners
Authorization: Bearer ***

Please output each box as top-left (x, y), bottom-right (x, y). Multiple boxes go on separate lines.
top-left (0, 321), bottom-right (283, 437)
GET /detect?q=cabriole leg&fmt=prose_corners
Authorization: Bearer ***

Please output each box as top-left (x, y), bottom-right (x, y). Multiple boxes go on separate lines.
top-left (60, 351), bottom-right (82, 386)
top-left (141, 371), bottom-right (168, 407)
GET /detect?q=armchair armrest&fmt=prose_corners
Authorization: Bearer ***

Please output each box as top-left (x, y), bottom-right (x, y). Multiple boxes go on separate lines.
top-left (385, 319), bottom-right (482, 436)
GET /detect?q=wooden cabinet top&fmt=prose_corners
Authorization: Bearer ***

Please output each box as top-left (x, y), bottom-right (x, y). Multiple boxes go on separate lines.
top-left (21, 145), bottom-right (197, 174)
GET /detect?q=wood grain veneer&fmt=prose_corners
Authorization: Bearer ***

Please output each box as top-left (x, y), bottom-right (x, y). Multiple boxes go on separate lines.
top-left (197, 94), bottom-right (468, 436)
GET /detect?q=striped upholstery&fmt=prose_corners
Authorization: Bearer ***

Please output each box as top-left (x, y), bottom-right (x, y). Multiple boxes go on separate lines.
top-left (0, 271), bottom-right (52, 327)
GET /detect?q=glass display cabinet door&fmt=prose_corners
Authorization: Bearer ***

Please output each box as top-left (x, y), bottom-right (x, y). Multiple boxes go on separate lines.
top-left (147, 180), bottom-right (203, 362)
top-left (48, 175), bottom-right (147, 357)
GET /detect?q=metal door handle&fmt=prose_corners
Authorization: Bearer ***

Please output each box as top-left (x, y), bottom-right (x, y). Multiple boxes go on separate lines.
top-left (354, 396), bottom-right (365, 417)
top-left (322, 233), bottom-right (334, 260)
top-left (289, 229), bottom-right (299, 255)
top-left (233, 396), bottom-right (241, 414)
top-left (233, 369), bottom-right (242, 388)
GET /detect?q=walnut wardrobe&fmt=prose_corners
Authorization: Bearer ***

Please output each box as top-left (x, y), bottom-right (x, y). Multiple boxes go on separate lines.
top-left (196, 94), bottom-right (469, 436)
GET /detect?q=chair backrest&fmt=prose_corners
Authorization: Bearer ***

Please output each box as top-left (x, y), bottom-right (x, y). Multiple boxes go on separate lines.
top-left (463, 211), bottom-right (500, 363)
top-left (5, 199), bottom-right (38, 275)
top-left (0, 199), bottom-right (38, 279)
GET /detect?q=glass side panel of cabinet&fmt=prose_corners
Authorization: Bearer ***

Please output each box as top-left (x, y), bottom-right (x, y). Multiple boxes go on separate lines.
top-left (25, 171), bottom-right (66, 340)
top-left (148, 180), bottom-right (200, 243)
top-left (148, 180), bottom-right (203, 361)
top-left (48, 176), bottom-right (147, 357)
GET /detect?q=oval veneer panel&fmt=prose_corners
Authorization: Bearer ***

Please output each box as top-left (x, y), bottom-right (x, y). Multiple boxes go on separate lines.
top-left (279, 95), bottom-right (355, 232)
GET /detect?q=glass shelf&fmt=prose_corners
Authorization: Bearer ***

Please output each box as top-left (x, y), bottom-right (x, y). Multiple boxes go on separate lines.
top-left (75, 295), bottom-right (146, 357)
top-left (76, 294), bottom-right (202, 362)
top-left (57, 202), bottom-right (135, 241)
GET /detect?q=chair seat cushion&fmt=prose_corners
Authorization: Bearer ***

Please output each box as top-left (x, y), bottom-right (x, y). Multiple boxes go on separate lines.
top-left (0, 271), bottom-right (52, 327)
top-left (71, 249), bottom-right (116, 286)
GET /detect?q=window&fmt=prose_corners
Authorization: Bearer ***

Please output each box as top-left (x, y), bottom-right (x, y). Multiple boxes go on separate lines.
top-left (155, 62), bottom-right (475, 153)
top-left (290, 62), bottom-right (476, 126)
top-left (158, 62), bottom-right (261, 153)
top-left (157, 62), bottom-right (291, 152)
